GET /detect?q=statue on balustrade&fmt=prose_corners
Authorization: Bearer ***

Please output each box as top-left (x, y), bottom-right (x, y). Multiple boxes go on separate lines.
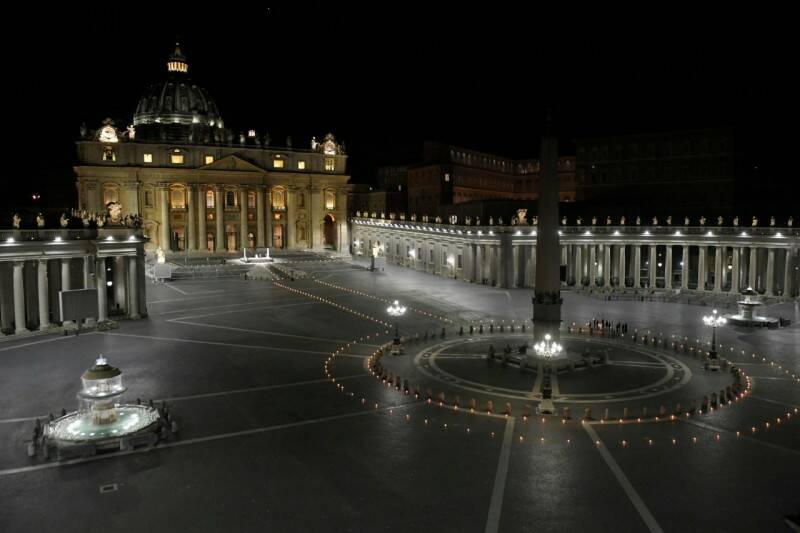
top-left (752, 216), bottom-right (758, 227)
top-left (592, 216), bottom-right (597, 225)
top-left (12, 213), bottom-right (21, 229)
top-left (620, 216), bottom-right (626, 225)
top-left (699, 216), bottom-right (706, 226)
top-left (532, 216), bottom-right (537, 226)
top-left (770, 216), bottom-right (775, 227)
top-left (561, 216), bottom-right (567, 225)
top-left (789, 216), bottom-right (794, 227)
top-left (652, 216), bottom-right (658, 225)
top-left (60, 214), bottom-right (69, 228)
top-left (717, 216), bottom-right (724, 226)
top-left (36, 213), bottom-right (45, 228)
top-left (635, 216), bottom-right (641, 225)
top-left (684, 216), bottom-right (690, 225)
top-left (606, 216), bottom-right (612, 225)
top-left (666, 216), bottom-right (672, 225)
top-left (733, 216), bottom-right (739, 226)
top-left (576, 216), bottom-right (582, 225)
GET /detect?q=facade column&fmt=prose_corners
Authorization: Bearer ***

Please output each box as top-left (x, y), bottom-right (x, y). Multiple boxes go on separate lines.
top-left (765, 248), bottom-right (775, 296)
top-left (13, 261), bottom-right (28, 333)
top-left (618, 245), bottom-right (626, 287)
top-left (511, 244), bottom-right (519, 288)
top-left (681, 246), bottom-right (689, 290)
top-left (83, 256), bottom-right (96, 327)
top-left (128, 255), bottom-right (140, 319)
top-left (714, 246), bottom-right (723, 293)
top-left (588, 244), bottom-right (597, 287)
top-left (159, 184), bottom-right (171, 252)
top-left (633, 245), bottom-right (641, 288)
top-left (665, 245), bottom-right (673, 289)
top-left (265, 188), bottom-right (273, 249)
top-left (697, 246), bottom-right (706, 291)
top-left (96, 257), bottom-right (108, 323)
top-left (197, 186), bottom-right (207, 252)
top-left (256, 185), bottom-right (266, 248)
top-left (748, 247), bottom-right (758, 289)
top-left (61, 259), bottom-right (73, 327)
top-left (573, 244), bottom-right (582, 285)
top-left (215, 186), bottom-right (225, 252)
top-left (530, 245), bottom-right (536, 288)
top-left (784, 248), bottom-right (795, 298)
top-left (186, 183), bottom-right (196, 251)
top-left (37, 259), bottom-right (49, 330)
top-left (114, 256), bottom-right (127, 312)
top-left (648, 244), bottom-right (657, 288)
top-left (730, 247), bottom-right (740, 293)
top-left (603, 245), bottom-right (611, 287)
top-left (476, 245), bottom-right (484, 283)
top-left (239, 188), bottom-right (249, 251)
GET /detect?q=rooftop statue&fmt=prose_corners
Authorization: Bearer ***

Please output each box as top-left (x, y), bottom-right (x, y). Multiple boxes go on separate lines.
top-left (699, 216), bottom-right (706, 226)
top-left (652, 216), bottom-right (658, 225)
top-left (789, 216), bottom-right (794, 227)
top-left (666, 216), bottom-right (672, 225)
top-left (532, 216), bottom-right (538, 226)
top-left (60, 214), bottom-right (69, 228)
top-left (498, 217), bottom-right (503, 225)
top-left (576, 216), bottom-right (582, 225)
top-left (684, 216), bottom-right (690, 225)
top-left (36, 213), bottom-right (45, 228)
top-left (517, 209), bottom-right (527, 225)
top-left (733, 216), bottom-right (739, 226)
top-left (717, 216), bottom-right (723, 226)
top-left (606, 216), bottom-right (612, 225)
top-left (561, 216), bottom-right (567, 225)
top-left (591, 216), bottom-right (597, 225)
top-left (620, 216), bottom-right (626, 225)
top-left (770, 216), bottom-right (775, 227)
top-left (12, 214), bottom-right (21, 229)
top-left (635, 216), bottom-right (641, 225)
top-left (752, 216), bottom-right (758, 227)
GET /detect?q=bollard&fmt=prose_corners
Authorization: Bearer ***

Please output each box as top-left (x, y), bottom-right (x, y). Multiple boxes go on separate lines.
top-left (622, 407), bottom-right (630, 419)
top-left (584, 407), bottom-right (592, 420)
top-left (490, 324), bottom-right (494, 333)
top-left (642, 406), bottom-right (648, 418)
top-left (689, 400), bottom-right (697, 413)
top-left (468, 398), bottom-right (477, 410)
top-left (427, 388), bottom-right (433, 400)
top-left (725, 386), bottom-right (732, 400)
top-left (499, 324), bottom-right (504, 333)
top-left (469, 325), bottom-right (474, 334)
top-left (659, 405), bottom-right (666, 416)
top-left (676, 402), bottom-right (682, 414)
top-left (441, 327), bottom-right (446, 338)
top-left (522, 324), bottom-right (526, 332)
top-left (437, 392), bottom-right (445, 403)
top-left (604, 408), bottom-right (610, 420)
top-left (486, 400), bottom-right (494, 413)
top-left (710, 393), bottom-right (717, 407)
top-left (479, 324), bottom-right (484, 334)
top-left (403, 379), bottom-right (409, 392)
top-left (414, 385), bottom-right (420, 397)
top-left (522, 405), bottom-right (532, 418)
top-left (563, 407), bottom-right (571, 419)
top-left (505, 402), bottom-right (512, 415)
top-left (459, 326), bottom-right (464, 335)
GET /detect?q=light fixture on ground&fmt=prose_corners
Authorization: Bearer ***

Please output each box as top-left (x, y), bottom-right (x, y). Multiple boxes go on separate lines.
top-left (533, 334), bottom-right (563, 359)
top-left (702, 309), bottom-right (726, 370)
top-left (386, 300), bottom-right (406, 355)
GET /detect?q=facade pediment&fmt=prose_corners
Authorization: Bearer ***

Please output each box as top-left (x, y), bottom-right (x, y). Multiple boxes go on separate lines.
top-left (199, 155), bottom-right (263, 172)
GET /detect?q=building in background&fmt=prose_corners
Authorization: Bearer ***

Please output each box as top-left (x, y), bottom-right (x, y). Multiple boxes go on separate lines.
top-left (74, 44), bottom-right (351, 254)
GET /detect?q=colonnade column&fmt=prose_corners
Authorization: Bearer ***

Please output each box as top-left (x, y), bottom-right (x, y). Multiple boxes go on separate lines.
top-left (603, 245), bottom-right (611, 287)
top-left (37, 259), bottom-right (49, 330)
top-left (256, 185), bottom-right (265, 248)
top-left (83, 256), bottom-right (96, 328)
top-left (240, 188), bottom-right (249, 251)
top-left (633, 245), bottom-right (641, 288)
top-left (61, 259), bottom-right (73, 327)
top-left (573, 244), bottom-right (582, 285)
top-left (215, 186), bottom-right (225, 252)
top-left (96, 257), bottom-right (108, 323)
top-left (114, 257), bottom-right (126, 311)
top-left (730, 247), bottom-right (740, 293)
top-left (648, 245), bottom-right (657, 288)
top-left (681, 246), bottom-right (689, 290)
top-left (714, 246), bottom-right (723, 293)
top-left (128, 255), bottom-right (140, 319)
top-left (748, 247), bottom-right (758, 289)
top-left (697, 246), bottom-right (706, 291)
top-left (13, 261), bottom-right (27, 333)
top-left (159, 184), bottom-right (171, 252)
top-left (186, 183), bottom-right (196, 251)
top-left (618, 245), bottom-right (626, 287)
top-left (665, 245), bottom-right (673, 289)
top-left (765, 248), bottom-right (775, 296)
top-left (197, 186), bottom-right (207, 252)
top-left (589, 245), bottom-right (597, 287)
top-left (784, 248), bottom-right (795, 298)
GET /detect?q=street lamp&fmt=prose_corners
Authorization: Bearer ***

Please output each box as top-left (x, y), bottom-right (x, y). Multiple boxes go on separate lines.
top-left (386, 300), bottom-right (407, 342)
top-left (534, 333), bottom-right (562, 359)
top-left (702, 309), bottom-right (726, 360)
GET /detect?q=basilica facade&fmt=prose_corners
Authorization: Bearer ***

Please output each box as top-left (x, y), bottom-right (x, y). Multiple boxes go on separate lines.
top-left (75, 45), bottom-right (350, 254)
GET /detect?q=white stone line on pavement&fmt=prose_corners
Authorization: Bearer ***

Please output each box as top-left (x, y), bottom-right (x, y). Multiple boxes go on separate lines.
top-left (746, 376), bottom-right (797, 381)
top-left (607, 361), bottom-right (666, 368)
top-left (99, 332), bottom-right (370, 358)
top-left (166, 301), bottom-right (318, 321)
top-left (748, 395), bottom-right (800, 410)
top-left (0, 334), bottom-right (82, 353)
top-left (0, 375), bottom-right (369, 425)
top-left (168, 318), bottom-right (382, 347)
top-left (162, 283), bottom-right (188, 295)
top-left (550, 371), bottom-right (561, 396)
top-left (679, 418), bottom-right (800, 457)
top-left (146, 287), bottom-right (280, 304)
top-left (153, 298), bottom-right (302, 316)
top-left (583, 422), bottom-right (664, 533)
top-left (0, 403), bottom-right (417, 478)
top-left (484, 416), bottom-right (515, 533)
top-left (531, 363), bottom-right (544, 395)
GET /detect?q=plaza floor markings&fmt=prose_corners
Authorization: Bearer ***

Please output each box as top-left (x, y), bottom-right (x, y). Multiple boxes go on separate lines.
top-left (484, 416), bottom-right (515, 533)
top-left (679, 418), bottom-right (800, 457)
top-left (162, 283), bottom-right (188, 295)
top-left (749, 395), bottom-right (800, 410)
top-left (583, 422), bottom-right (664, 533)
top-left (0, 334), bottom-right (78, 353)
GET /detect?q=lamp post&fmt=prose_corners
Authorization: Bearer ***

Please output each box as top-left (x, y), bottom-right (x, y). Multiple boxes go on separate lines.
top-left (702, 308), bottom-right (726, 360)
top-left (386, 300), bottom-right (406, 343)
top-left (533, 333), bottom-right (563, 359)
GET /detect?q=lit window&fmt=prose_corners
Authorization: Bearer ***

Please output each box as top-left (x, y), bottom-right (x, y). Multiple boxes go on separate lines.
top-left (272, 188), bottom-right (286, 210)
top-left (247, 191), bottom-right (256, 209)
top-left (273, 159), bottom-right (284, 169)
top-left (325, 158), bottom-right (335, 171)
top-left (171, 150), bottom-right (184, 164)
top-left (170, 188), bottom-right (185, 209)
top-left (205, 190), bottom-right (215, 208)
top-left (144, 190), bottom-right (154, 207)
top-left (205, 155), bottom-right (214, 165)
top-left (444, 173), bottom-right (450, 182)
top-left (103, 146), bottom-right (116, 162)
top-left (103, 185), bottom-right (119, 205)
top-left (297, 161), bottom-right (306, 170)
top-left (143, 153), bottom-right (153, 163)
top-left (324, 190), bottom-right (336, 210)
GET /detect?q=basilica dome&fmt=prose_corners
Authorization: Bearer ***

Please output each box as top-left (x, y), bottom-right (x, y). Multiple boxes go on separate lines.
top-left (131, 44), bottom-right (226, 143)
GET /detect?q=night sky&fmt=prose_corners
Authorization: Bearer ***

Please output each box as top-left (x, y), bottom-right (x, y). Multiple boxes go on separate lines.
top-left (7, 5), bottom-right (794, 211)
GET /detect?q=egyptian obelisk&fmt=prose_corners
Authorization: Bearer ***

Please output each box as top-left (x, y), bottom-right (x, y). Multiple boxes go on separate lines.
top-left (532, 115), bottom-right (562, 341)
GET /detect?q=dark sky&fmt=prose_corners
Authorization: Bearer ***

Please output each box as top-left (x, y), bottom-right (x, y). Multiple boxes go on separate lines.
top-left (6, 5), bottom-right (794, 209)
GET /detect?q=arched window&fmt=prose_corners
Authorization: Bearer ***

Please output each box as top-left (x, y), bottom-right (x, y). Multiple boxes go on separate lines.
top-left (272, 187), bottom-right (285, 210)
top-left (247, 191), bottom-right (256, 209)
top-left (206, 189), bottom-right (215, 208)
top-left (225, 190), bottom-right (236, 208)
top-left (324, 190), bottom-right (336, 210)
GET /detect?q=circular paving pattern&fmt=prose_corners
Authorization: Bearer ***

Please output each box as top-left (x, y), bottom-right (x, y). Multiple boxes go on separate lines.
top-left (413, 334), bottom-right (692, 403)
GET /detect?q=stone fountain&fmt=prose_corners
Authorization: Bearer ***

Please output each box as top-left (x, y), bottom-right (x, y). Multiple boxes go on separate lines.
top-left (725, 287), bottom-right (778, 327)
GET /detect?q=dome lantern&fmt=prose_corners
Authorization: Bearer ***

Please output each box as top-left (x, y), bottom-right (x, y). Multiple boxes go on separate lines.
top-left (167, 42), bottom-right (188, 74)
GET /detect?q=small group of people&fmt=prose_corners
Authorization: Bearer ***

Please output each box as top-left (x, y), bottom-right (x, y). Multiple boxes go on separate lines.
top-left (587, 318), bottom-right (628, 335)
